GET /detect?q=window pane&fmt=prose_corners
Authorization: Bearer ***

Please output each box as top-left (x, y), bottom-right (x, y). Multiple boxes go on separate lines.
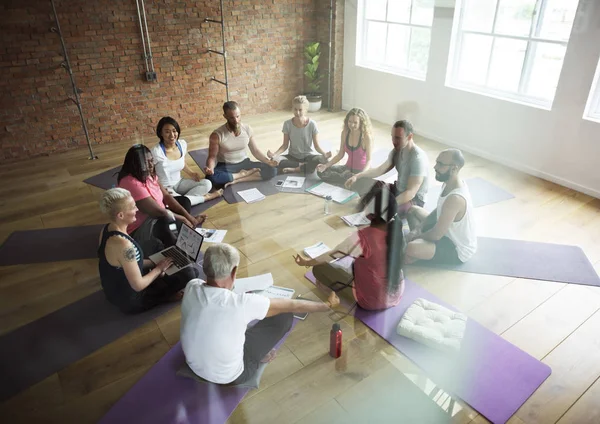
top-left (495, 0), bottom-right (536, 36)
top-left (365, 0), bottom-right (388, 21)
top-left (487, 38), bottom-right (527, 92)
top-left (408, 27), bottom-right (431, 75)
top-left (456, 33), bottom-right (493, 85)
top-left (365, 21), bottom-right (388, 64)
top-left (411, 0), bottom-right (434, 26)
top-left (525, 42), bottom-right (566, 100)
top-left (461, 0), bottom-right (497, 33)
top-left (388, 0), bottom-right (411, 24)
top-left (537, 0), bottom-right (579, 41)
top-left (386, 24), bottom-right (410, 69)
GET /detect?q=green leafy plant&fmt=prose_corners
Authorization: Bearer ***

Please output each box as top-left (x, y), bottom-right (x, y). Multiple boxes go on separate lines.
top-left (304, 42), bottom-right (322, 96)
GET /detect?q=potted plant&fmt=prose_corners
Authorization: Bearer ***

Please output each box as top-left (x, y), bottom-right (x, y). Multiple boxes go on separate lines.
top-left (304, 42), bottom-right (322, 112)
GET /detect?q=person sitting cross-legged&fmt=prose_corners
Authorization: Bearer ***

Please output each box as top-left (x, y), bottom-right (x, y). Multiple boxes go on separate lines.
top-left (294, 183), bottom-right (405, 311)
top-left (203, 101), bottom-right (278, 189)
top-left (180, 243), bottom-right (340, 385)
top-left (404, 149), bottom-right (477, 264)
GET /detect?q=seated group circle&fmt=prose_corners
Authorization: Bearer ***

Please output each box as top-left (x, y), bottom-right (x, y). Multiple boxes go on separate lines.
top-left (96, 96), bottom-right (477, 386)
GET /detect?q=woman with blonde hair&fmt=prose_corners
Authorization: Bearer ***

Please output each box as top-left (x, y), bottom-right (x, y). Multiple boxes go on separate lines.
top-left (316, 108), bottom-right (374, 186)
top-left (98, 188), bottom-right (198, 314)
top-left (267, 95), bottom-right (331, 174)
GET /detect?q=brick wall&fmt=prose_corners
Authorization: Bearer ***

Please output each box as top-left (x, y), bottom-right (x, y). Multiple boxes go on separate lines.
top-left (0, 0), bottom-right (339, 161)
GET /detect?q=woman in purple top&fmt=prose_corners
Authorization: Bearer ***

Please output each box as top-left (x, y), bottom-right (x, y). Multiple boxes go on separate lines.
top-left (316, 108), bottom-right (374, 186)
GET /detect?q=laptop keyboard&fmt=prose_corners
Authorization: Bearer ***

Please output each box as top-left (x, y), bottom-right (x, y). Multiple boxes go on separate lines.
top-left (162, 247), bottom-right (190, 268)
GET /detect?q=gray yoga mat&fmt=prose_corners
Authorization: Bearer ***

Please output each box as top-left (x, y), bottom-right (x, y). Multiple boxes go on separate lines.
top-left (0, 224), bottom-right (104, 266)
top-left (422, 237), bottom-right (600, 286)
top-left (83, 166), bottom-right (121, 190)
top-left (0, 263), bottom-right (201, 404)
top-left (425, 178), bottom-right (514, 211)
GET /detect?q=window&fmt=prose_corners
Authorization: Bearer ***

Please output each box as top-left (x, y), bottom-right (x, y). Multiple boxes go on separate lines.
top-left (447, 0), bottom-right (580, 108)
top-left (356, 0), bottom-right (434, 80)
top-left (584, 58), bottom-right (600, 123)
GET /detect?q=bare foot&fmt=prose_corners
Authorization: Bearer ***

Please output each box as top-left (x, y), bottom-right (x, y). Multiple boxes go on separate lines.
top-left (239, 168), bottom-right (259, 177)
top-left (282, 167), bottom-right (301, 174)
top-left (194, 214), bottom-right (207, 225)
top-left (261, 349), bottom-right (278, 363)
top-left (206, 189), bottom-right (224, 200)
top-left (224, 181), bottom-right (235, 189)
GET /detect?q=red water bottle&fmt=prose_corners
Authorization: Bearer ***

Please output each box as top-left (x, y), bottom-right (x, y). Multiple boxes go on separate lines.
top-left (329, 323), bottom-right (342, 358)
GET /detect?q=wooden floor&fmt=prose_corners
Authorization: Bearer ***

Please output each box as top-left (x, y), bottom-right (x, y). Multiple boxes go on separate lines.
top-left (1, 110), bottom-right (600, 423)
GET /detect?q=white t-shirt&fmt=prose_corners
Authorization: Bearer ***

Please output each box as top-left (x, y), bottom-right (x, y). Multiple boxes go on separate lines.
top-left (213, 123), bottom-right (253, 164)
top-left (151, 139), bottom-right (188, 189)
top-left (180, 278), bottom-right (270, 384)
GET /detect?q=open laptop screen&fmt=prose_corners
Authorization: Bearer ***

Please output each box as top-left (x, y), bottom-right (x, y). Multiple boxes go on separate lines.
top-left (176, 223), bottom-right (204, 262)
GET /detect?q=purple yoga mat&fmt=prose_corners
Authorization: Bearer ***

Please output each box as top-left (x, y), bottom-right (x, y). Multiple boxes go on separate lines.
top-left (424, 177), bottom-right (515, 211)
top-left (99, 320), bottom-right (297, 424)
top-left (0, 290), bottom-right (181, 402)
top-left (305, 271), bottom-right (551, 424)
top-left (0, 224), bottom-right (103, 266)
top-left (83, 166), bottom-right (121, 190)
top-left (425, 237), bottom-right (600, 287)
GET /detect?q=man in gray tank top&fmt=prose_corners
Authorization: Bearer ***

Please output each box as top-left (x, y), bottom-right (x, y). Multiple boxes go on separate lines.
top-left (404, 149), bottom-right (477, 264)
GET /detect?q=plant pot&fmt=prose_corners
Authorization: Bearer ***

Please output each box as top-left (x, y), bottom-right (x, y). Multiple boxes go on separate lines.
top-left (306, 95), bottom-right (322, 112)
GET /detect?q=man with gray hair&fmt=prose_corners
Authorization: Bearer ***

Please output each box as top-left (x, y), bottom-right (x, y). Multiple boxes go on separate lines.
top-left (404, 149), bottom-right (477, 264)
top-left (180, 243), bottom-right (339, 385)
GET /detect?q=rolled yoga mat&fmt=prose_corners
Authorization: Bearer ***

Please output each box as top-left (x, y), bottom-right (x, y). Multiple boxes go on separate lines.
top-left (83, 166), bottom-right (121, 190)
top-left (423, 237), bottom-right (600, 287)
top-left (99, 320), bottom-right (297, 424)
top-left (0, 277), bottom-right (201, 403)
top-left (305, 271), bottom-right (551, 424)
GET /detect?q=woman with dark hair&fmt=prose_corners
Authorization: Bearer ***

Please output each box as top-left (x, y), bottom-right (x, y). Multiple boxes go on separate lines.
top-left (117, 144), bottom-right (206, 255)
top-left (293, 183), bottom-right (405, 310)
top-left (151, 117), bottom-right (223, 205)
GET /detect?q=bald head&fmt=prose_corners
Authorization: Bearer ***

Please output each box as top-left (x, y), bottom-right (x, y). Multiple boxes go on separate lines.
top-left (440, 149), bottom-right (465, 169)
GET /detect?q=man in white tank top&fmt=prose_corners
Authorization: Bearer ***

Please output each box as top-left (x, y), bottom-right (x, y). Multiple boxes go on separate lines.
top-left (203, 101), bottom-right (278, 188)
top-left (403, 149), bottom-right (477, 264)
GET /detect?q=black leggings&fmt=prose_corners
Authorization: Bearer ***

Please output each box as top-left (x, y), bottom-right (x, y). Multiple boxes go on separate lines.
top-left (278, 154), bottom-right (327, 175)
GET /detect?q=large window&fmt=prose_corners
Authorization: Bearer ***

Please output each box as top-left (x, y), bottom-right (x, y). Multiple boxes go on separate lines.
top-left (584, 58), bottom-right (600, 123)
top-left (447, 0), bottom-right (580, 108)
top-left (356, 0), bottom-right (434, 80)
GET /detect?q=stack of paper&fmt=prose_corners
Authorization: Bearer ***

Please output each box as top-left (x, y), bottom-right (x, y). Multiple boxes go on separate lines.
top-left (303, 241), bottom-right (331, 259)
top-left (282, 176), bottom-right (305, 189)
top-left (341, 212), bottom-right (370, 227)
top-left (306, 182), bottom-right (357, 204)
top-left (254, 286), bottom-right (295, 299)
top-left (237, 188), bottom-right (265, 203)
top-left (232, 273), bottom-right (274, 294)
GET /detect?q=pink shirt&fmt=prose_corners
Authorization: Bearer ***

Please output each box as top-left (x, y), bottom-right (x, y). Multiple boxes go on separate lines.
top-left (353, 226), bottom-right (404, 310)
top-left (118, 175), bottom-right (164, 233)
top-left (343, 131), bottom-right (368, 172)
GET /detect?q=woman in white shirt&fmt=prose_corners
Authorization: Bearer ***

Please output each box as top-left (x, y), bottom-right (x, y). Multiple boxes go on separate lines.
top-left (152, 117), bottom-right (223, 206)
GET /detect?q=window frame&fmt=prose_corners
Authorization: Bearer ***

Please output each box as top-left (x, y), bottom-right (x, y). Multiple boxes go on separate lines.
top-left (446, 0), bottom-right (577, 109)
top-left (583, 58), bottom-right (600, 123)
top-left (356, 0), bottom-right (434, 81)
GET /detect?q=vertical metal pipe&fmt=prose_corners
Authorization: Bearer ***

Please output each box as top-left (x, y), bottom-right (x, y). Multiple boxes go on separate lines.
top-left (139, 0), bottom-right (155, 73)
top-left (50, 0), bottom-right (97, 159)
top-left (220, 0), bottom-right (229, 101)
top-left (328, 0), bottom-right (333, 111)
top-left (135, 0), bottom-right (150, 73)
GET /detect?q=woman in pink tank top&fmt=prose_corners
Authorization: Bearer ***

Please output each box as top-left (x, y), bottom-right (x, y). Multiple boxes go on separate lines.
top-left (316, 108), bottom-right (373, 186)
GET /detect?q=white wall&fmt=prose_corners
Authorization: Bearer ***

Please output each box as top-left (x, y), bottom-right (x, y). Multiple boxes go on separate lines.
top-left (343, 0), bottom-right (600, 198)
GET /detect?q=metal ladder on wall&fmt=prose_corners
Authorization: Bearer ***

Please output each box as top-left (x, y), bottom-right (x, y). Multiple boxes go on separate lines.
top-left (205, 0), bottom-right (229, 101)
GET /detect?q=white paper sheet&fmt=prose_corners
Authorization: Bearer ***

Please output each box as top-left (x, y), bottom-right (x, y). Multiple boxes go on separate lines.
top-left (237, 188), bottom-right (265, 203)
top-left (282, 176), bottom-right (305, 188)
top-left (232, 273), bottom-right (274, 294)
top-left (195, 228), bottom-right (227, 243)
top-left (306, 182), bottom-right (356, 204)
top-left (341, 212), bottom-right (370, 227)
top-left (303, 241), bottom-right (331, 259)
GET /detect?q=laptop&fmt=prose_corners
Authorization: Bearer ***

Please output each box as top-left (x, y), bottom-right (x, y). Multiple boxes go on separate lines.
top-left (149, 223), bottom-right (204, 275)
